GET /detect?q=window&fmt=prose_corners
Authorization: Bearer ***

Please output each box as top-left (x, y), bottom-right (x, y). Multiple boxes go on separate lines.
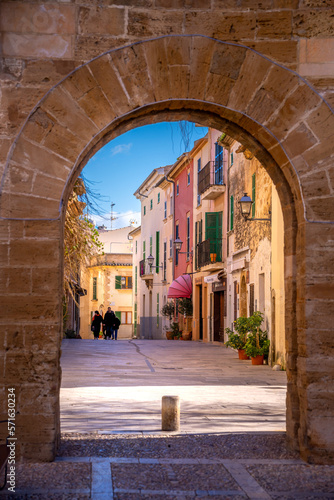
top-left (163, 241), bottom-right (167, 281)
top-left (252, 173), bottom-right (256, 218)
top-left (143, 206), bottom-right (146, 216)
top-left (115, 276), bottom-right (133, 289)
top-left (164, 201), bottom-right (167, 219)
top-left (175, 221), bottom-right (179, 266)
top-left (230, 195), bottom-right (234, 231)
top-left (134, 303), bottom-right (137, 335)
top-left (186, 213), bottom-right (190, 261)
top-left (176, 180), bottom-right (179, 196)
top-left (187, 169), bottom-right (190, 186)
top-left (143, 240), bottom-right (146, 260)
top-left (92, 277), bottom-right (97, 300)
top-left (150, 236), bottom-right (152, 256)
top-left (135, 240), bottom-right (137, 254)
top-left (156, 231), bottom-right (160, 274)
top-left (205, 212), bottom-right (222, 262)
top-left (197, 158), bottom-right (201, 205)
top-left (120, 311), bottom-right (132, 324)
top-left (214, 142), bottom-right (223, 184)
top-left (150, 199), bottom-right (153, 210)
top-left (230, 151), bottom-right (234, 166)
top-left (135, 266), bottom-right (137, 294)
top-left (156, 293), bottom-right (160, 328)
top-left (169, 238), bottom-right (173, 258)
top-left (170, 195), bottom-right (173, 215)
top-left (157, 192), bottom-right (160, 204)
top-left (249, 284), bottom-right (254, 317)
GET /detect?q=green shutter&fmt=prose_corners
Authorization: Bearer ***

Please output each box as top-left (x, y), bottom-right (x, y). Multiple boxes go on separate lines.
top-left (134, 303), bottom-right (137, 335)
top-left (252, 173), bottom-right (256, 218)
top-left (205, 212), bottom-right (222, 259)
top-left (230, 195), bottom-right (234, 231)
top-left (135, 266), bottom-right (137, 294)
top-left (115, 311), bottom-right (121, 322)
top-left (231, 151), bottom-right (234, 165)
top-left (158, 192), bottom-right (160, 204)
top-left (156, 231), bottom-right (160, 274)
top-left (115, 276), bottom-right (121, 289)
top-left (150, 236), bottom-right (152, 255)
top-left (143, 241), bottom-right (146, 260)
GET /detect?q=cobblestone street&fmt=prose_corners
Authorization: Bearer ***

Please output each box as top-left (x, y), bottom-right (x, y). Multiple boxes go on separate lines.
top-left (1, 339), bottom-right (333, 498)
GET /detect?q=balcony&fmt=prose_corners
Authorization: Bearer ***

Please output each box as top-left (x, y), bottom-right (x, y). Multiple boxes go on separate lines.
top-left (198, 161), bottom-right (226, 200)
top-left (139, 259), bottom-right (154, 288)
top-left (197, 238), bottom-right (223, 271)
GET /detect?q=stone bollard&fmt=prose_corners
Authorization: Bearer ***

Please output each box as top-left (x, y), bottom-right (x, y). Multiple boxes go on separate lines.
top-left (161, 396), bottom-right (180, 431)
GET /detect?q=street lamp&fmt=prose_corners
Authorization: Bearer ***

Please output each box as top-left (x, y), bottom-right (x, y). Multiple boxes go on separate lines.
top-left (238, 192), bottom-right (271, 222)
top-left (173, 238), bottom-right (193, 255)
top-left (147, 254), bottom-right (154, 270)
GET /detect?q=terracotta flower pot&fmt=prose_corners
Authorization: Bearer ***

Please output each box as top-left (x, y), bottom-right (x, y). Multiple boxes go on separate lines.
top-left (166, 331), bottom-right (173, 340)
top-left (238, 349), bottom-right (249, 360)
top-left (251, 354), bottom-right (264, 365)
top-left (182, 332), bottom-right (192, 341)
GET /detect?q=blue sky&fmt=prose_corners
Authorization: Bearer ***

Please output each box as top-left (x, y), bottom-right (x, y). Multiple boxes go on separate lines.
top-left (82, 121), bottom-right (208, 229)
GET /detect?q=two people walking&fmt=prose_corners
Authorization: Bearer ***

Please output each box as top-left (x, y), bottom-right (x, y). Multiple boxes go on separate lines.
top-left (91, 307), bottom-right (120, 340)
top-left (103, 307), bottom-right (120, 340)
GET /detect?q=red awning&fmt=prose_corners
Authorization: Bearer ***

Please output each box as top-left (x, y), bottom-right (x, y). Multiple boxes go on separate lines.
top-left (167, 274), bottom-right (192, 298)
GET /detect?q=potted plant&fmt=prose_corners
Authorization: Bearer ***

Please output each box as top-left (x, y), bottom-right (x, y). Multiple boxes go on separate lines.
top-left (178, 298), bottom-right (193, 340)
top-left (161, 301), bottom-right (175, 339)
top-left (170, 321), bottom-right (182, 340)
top-left (244, 311), bottom-right (270, 365)
top-left (225, 315), bottom-right (250, 359)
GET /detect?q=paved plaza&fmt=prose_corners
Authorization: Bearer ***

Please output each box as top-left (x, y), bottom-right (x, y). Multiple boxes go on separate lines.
top-left (1, 339), bottom-right (333, 499)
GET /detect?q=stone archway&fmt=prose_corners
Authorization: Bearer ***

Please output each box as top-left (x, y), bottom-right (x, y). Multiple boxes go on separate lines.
top-left (1, 35), bottom-right (334, 463)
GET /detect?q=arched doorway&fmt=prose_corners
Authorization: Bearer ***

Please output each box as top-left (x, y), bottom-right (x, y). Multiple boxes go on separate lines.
top-left (1, 36), bottom-right (333, 463)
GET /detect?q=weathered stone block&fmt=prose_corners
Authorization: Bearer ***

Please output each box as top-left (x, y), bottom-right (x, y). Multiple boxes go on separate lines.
top-left (245, 40), bottom-right (298, 65)
top-left (293, 9), bottom-right (334, 38)
top-left (78, 6), bottom-right (125, 36)
top-left (256, 11), bottom-right (292, 39)
top-left (22, 108), bottom-right (55, 144)
top-left (10, 240), bottom-right (60, 267)
top-left (41, 123), bottom-right (87, 164)
top-left (0, 3), bottom-right (76, 35)
top-left (128, 9), bottom-right (183, 37)
top-left (25, 220), bottom-right (61, 240)
top-left (31, 173), bottom-right (65, 201)
top-left (74, 35), bottom-right (129, 60)
top-left (144, 37), bottom-right (171, 102)
top-left (88, 55), bottom-right (131, 117)
top-left (306, 101), bottom-right (334, 142)
top-left (11, 137), bottom-right (71, 180)
top-left (282, 123), bottom-right (318, 159)
top-left (188, 36), bottom-right (216, 100)
top-left (266, 83), bottom-right (321, 140)
top-left (21, 59), bottom-right (76, 87)
top-left (247, 65), bottom-right (298, 124)
top-left (0, 268), bottom-right (31, 295)
top-left (2, 34), bottom-right (74, 59)
top-left (110, 44), bottom-right (155, 107)
top-left (300, 170), bottom-right (331, 199)
top-left (185, 11), bottom-right (256, 40)
top-left (228, 51), bottom-right (271, 111)
top-left (41, 87), bottom-right (99, 143)
top-left (0, 295), bottom-right (59, 323)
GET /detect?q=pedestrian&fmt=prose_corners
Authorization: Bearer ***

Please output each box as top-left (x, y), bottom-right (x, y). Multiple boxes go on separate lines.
top-left (112, 314), bottom-right (121, 340)
top-left (91, 310), bottom-right (103, 340)
top-left (103, 307), bottom-right (116, 340)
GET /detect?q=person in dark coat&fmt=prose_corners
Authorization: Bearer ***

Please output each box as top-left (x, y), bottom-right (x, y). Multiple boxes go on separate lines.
top-left (103, 307), bottom-right (116, 340)
top-left (113, 315), bottom-right (121, 340)
top-left (91, 310), bottom-right (103, 339)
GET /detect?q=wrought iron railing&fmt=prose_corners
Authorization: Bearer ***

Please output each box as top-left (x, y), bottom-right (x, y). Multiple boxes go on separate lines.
top-left (197, 238), bottom-right (222, 268)
top-left (198, 161), bottom-right (225, 195)
top-left (139, 259), bottom-right (153, 277)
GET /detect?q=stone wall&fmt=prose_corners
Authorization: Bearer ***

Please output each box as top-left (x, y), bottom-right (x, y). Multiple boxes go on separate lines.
top-left (0, 2), bottom-right (333, 464)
